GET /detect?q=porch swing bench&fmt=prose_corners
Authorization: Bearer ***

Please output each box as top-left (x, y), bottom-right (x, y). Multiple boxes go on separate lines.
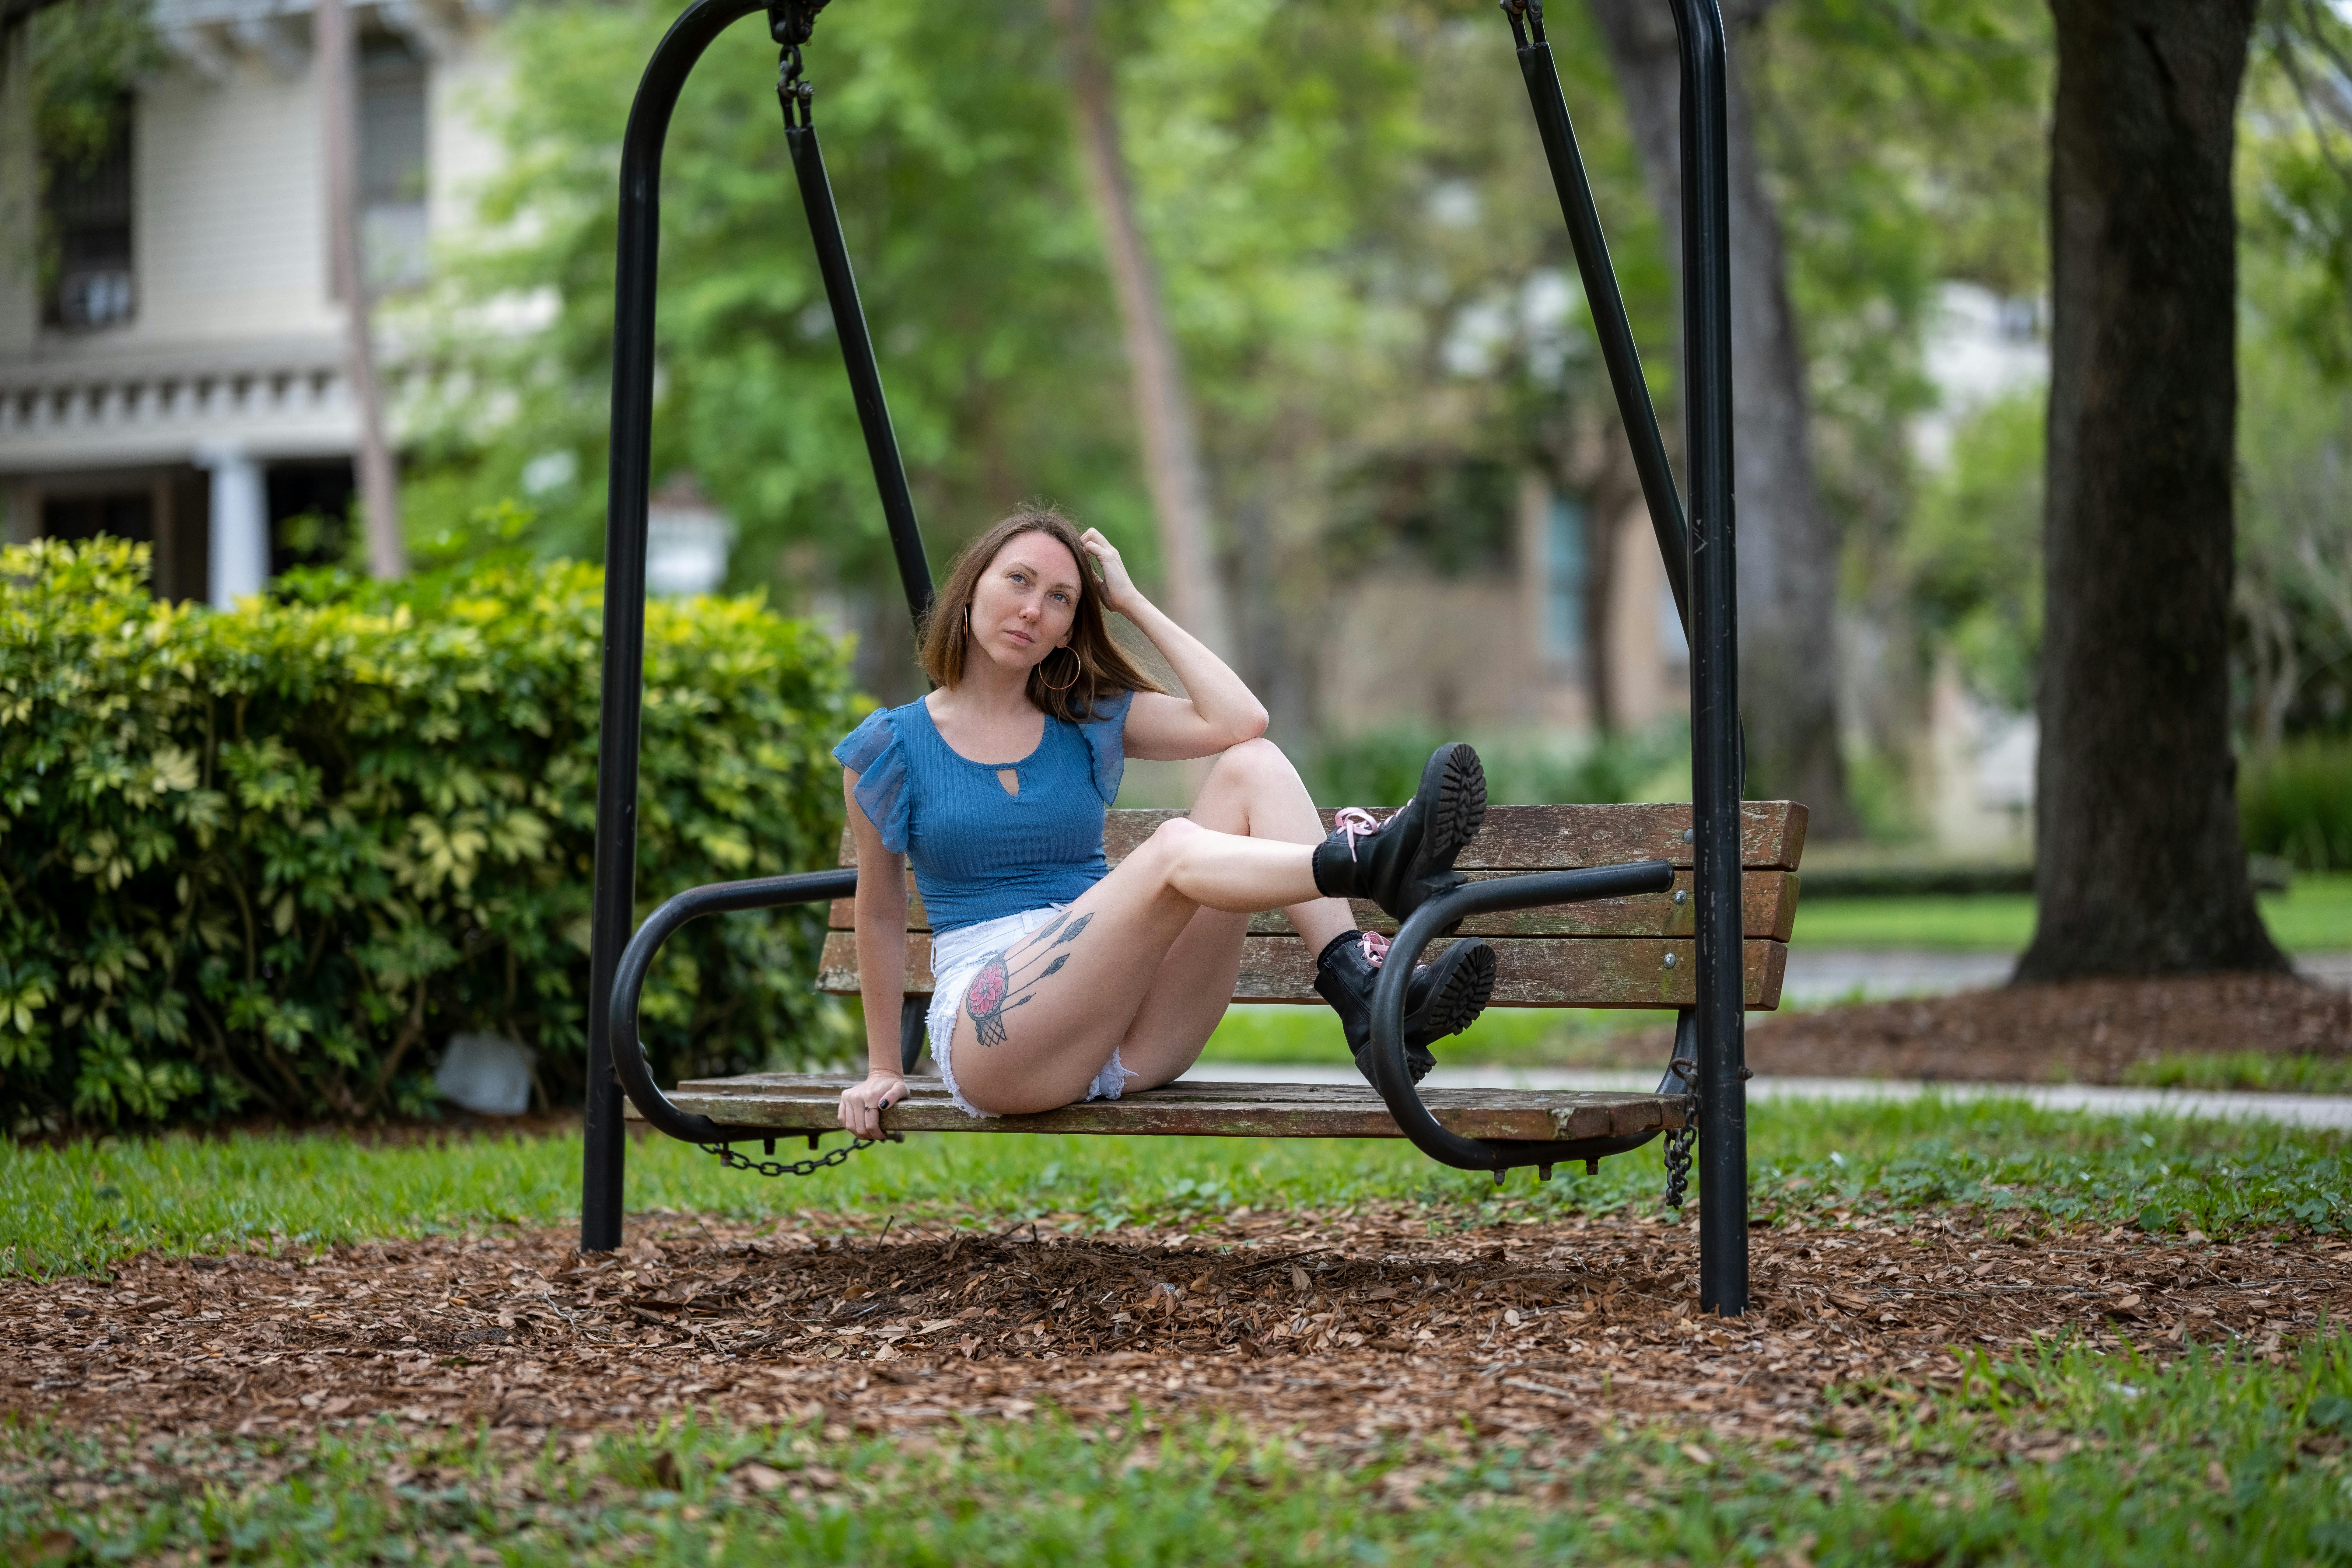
top-left (629, 803), bottom-right (1806, 1152)
top-left (587, 0), bottom-right (1783, 1312)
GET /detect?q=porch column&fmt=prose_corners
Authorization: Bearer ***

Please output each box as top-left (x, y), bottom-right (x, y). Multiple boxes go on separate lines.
top-left (198, 444), bottom-right (268, 607)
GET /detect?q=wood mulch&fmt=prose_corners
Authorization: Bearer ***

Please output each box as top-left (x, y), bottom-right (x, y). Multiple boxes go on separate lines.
top-left (1743, 972), bottom-right (2352, 1084)
top-left (8, 1210), bottom-right (2345, 1456)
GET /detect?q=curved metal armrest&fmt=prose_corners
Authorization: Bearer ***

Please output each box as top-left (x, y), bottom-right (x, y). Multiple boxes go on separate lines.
top-left (1367, 859), bottom-right (1681, 1172)
top-left (608, 867), bottom-right (859, 1144)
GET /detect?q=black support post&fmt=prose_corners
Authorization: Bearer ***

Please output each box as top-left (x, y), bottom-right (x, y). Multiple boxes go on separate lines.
top-left (1666, 0), bottom-right (1748, 1315)
top-left (583, 0), bottom-right (939, 1253)
top-left (583, 0), bottom-right (766, 1254)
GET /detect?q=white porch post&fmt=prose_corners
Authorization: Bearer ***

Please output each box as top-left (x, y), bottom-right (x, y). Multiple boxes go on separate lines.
top-left (199, 444), bottom-right (268, 607)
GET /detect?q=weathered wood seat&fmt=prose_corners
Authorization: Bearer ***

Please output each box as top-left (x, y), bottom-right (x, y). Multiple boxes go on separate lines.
top-left (657, 1073), bottom-right (1691, 1142)
top-left (637, 802), bottom-right (1807, 1143)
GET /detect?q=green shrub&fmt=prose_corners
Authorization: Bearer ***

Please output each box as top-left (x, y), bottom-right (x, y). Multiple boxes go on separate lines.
top-left (0, 538), bottom-right (857, 1129)
top-left (2241, 739), bottom-right (2352, 870)
top-left (1308, 721), bottom-right (1687, 807)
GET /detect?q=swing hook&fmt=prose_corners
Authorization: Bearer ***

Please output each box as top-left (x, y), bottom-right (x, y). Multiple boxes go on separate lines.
top-left (769, 0), bottom-right (824, 127)
top-left (767, 0), bottom-right (829, 50)
top-left (778, 45), bottom-right (814, 127)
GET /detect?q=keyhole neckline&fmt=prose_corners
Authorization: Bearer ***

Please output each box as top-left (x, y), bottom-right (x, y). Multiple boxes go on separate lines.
top-left (915, 695), bottom-right (1047, 789)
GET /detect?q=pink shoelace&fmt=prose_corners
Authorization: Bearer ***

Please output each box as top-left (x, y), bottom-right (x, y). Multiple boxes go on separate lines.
top-left (1357, 929), bottom-right (1391, 969)
top-left (1330, 798), bottom-right (1409, 860)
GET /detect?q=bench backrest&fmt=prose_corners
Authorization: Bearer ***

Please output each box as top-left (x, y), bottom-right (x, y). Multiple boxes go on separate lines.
top-left (822, 802), bottom-right (1807, 1010)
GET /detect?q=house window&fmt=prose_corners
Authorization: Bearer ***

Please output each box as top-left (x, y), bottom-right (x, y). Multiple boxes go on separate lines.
top-left (1546, 492), bottom-right (1587, 664)
top-left (42, 492), bottom-right (153, 544)
top-left (360, 39), bottom-right (429, 289)
top-left (44, 98), bottom-right (135, 331)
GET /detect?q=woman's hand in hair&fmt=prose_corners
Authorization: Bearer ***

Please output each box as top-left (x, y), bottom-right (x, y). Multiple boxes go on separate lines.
top-left (838, 1067), bottom-right (909, 1140)
top-left (1079, 528), bottom-right (1140, 617)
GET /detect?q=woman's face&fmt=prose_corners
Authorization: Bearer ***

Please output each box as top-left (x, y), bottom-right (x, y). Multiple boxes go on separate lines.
top-left (966, 530), bottom-right (1083, 675)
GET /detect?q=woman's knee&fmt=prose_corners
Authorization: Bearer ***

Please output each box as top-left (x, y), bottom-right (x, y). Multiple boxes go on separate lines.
top-left (1138, 814), bottom-right (1205, 876)
top-left (1203, 735), bottom-right (1298, 793)
top-left (1217, 734), bottom-right (1293, 774)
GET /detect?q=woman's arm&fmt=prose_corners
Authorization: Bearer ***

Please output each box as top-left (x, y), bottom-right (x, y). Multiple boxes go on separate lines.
top-left (1078, 527), bottom-right (1269, 761)
top-left (839, 765), bottom-right (910, 1138)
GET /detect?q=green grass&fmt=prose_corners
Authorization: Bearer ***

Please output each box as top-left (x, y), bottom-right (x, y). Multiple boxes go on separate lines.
top-left (1789, 872), bottom-right (2352, 953)
top-left (2121, 1052), bottom-right (2352, 1095)
top-left (1790, 893), bottom-right (2040, 950)
top-left (8, 1331), bottom-right (2351, 1565)
top-left (1195, 1003), bottom-right (1655, 1069)
top-left (6, 1098), bottom-right (2344, 1278)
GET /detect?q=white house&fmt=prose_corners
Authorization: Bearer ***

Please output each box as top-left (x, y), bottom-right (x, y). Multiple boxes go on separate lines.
top-left (0, 0), bottom-right (506, 603)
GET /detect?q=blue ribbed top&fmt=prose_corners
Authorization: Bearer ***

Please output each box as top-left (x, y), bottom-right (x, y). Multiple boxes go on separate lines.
top-left (832, 690), bottom-right (1133, 934)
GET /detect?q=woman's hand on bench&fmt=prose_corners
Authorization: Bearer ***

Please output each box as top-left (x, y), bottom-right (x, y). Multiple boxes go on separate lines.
top-left (839, 1067), bottom-right (909, 1140)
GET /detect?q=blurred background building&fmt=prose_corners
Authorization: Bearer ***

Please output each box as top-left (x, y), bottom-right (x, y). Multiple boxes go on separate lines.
top-left (0, 0), bottom-right (503, 604)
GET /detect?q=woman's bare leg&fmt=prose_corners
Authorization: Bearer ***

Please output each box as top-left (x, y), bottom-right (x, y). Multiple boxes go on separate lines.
top-left (1116, 739), bottom-right (1353, 1088)
top-left (943, 739), bottom-right (1348, 1114)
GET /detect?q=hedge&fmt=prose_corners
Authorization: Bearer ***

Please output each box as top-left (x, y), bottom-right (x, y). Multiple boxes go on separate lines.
top-left (2242, 739), bottom-right (2352, 872)
top-left (0, 538), bottom-right (858, 1129)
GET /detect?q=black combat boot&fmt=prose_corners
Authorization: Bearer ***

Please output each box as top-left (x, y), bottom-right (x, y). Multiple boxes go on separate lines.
top-left (1313, 929), bottom-right (1496, 1085)
top-left (1309, 742), bottom-right (1487, 925)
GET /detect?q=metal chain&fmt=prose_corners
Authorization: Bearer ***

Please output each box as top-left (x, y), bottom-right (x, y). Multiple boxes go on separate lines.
top-left (1662, 1055), bottom-right (1698, 1213)
top-left (702, 1132), bottom-right (899, 1179)
top-left (778, 46), bottom-right (814, 128)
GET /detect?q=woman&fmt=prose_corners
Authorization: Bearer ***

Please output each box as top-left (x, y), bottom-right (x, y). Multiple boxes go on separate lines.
top-left (833, 508), bottom-right (1494, 1138)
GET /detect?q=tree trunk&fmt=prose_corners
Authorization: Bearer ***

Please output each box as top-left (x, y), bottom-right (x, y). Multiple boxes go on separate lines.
top-left (2017, 0), bottom-right (2283, 980)
top-left (317, 0), bottom-right (404, 579)
top-left (1050, 0), bottom-right (1233, 658)
top-left (1581, 0), bottom-right (1855, 832)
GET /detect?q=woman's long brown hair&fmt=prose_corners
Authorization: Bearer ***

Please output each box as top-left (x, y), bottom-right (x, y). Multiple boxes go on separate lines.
top-left (918, 508), bottom-right (1166, 723)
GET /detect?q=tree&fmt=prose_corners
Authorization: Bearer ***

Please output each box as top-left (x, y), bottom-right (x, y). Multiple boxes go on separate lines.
top-left (1743, 0), bottom-right (2049, 776)
top-left (316, 0), bottom-right (404, 580)
top-left (2233, 0), bottom-right (2352, 752)
top-left (1051, 0), bottom-right (1233, 660)
top-left (1582, 0), bottom-right (1858, 833)
top-left (411, 0), bottom-right (1146, 702)
top-left (2014, 0), bottom-right (2285, 980)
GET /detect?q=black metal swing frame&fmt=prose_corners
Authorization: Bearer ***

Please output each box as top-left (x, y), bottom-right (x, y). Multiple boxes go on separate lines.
top-left (580, 0), bottom-right (1753, 1314)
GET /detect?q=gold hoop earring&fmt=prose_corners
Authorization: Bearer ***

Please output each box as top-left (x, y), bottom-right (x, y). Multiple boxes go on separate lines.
top-left (1038, 647), bottom-right (1081, 692)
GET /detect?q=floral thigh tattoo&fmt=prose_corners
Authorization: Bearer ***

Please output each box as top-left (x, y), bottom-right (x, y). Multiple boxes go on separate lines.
top-left (964, 910), bottom-right (1092, 1047)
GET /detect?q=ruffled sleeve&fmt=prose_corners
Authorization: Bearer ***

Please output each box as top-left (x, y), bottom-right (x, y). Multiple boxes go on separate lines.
top-left (831, 706), bottom-right (911, 854)
top-left (1075, 688), bottom-right (1135, 806)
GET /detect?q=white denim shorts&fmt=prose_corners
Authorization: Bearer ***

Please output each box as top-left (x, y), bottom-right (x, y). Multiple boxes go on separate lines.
top-left (927, 901), bottom-right (1136, 1118)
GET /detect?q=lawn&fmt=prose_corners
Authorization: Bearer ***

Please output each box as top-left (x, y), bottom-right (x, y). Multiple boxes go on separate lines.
top-left (1194, 1000), bottom-right (1653, 1069)
top-left (3, 1099), bottom-right (2348, 1565)
top-left (1787, 872), bottom-right (2352, 952)
top-left (5, 1097), bottom-right (2343, 1278)
top-left (11, 1332), bottom-right (2352, 1566)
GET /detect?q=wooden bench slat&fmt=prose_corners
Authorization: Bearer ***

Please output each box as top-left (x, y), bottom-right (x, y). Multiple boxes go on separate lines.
top-left (835, 801), bottom-right (1808, 873)
top-left (691, 1073), bottom-right (1625, 1108)
top-left (818, 932), bottom-right (1788, 1009)
top-left (637, 1073), bottom-right (1687, 1142)
top-left (831, 868), bottom-right (1799, 942)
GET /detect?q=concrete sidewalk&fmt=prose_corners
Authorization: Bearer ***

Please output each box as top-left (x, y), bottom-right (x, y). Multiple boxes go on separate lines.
top-left (1180, 1061), bottom-right (2352, 1131)
top-left (1781, 946), bottom-right (2352, 1003)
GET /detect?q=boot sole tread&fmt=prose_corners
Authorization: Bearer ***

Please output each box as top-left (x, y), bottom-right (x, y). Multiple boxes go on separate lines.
top-left (1419, 742), bottom-right (1487, 871)
top-left (1406, 937), bottom-right (1496, 1045)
